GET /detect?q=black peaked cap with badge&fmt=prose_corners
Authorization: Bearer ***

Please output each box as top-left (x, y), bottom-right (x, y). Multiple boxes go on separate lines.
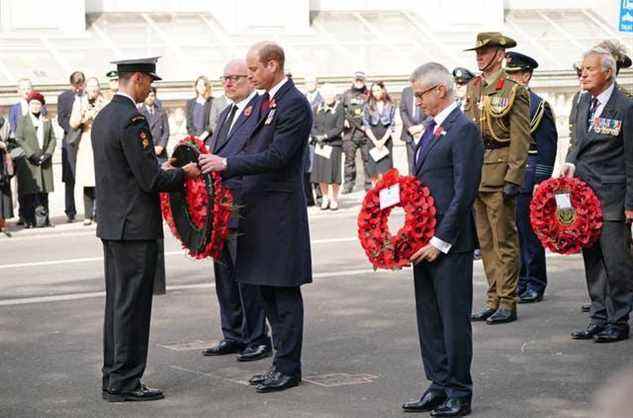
top-left (452, 67), bottom-right (476, 85)
top-left (92, 56), bottom-right (183, 241)
top-left (505, 52), bottom-right (539, 73)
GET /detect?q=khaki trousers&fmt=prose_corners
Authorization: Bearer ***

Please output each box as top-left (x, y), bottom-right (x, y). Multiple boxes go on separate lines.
top-left (474, 191), bottom-right (519, 310)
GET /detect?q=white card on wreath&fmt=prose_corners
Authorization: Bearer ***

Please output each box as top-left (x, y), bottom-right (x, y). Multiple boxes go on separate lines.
top-left (369, 146), bottom-right (390, 162)
top-left (554, 193), bottom-right (572, 210)
top-left (314, 144), bottom-right (333, 159)
top-left (379, 183), bottom-right (400, 210)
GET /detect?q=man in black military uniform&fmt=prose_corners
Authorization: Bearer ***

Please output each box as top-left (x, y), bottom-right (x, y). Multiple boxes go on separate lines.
top-left (341, 71), bottom-right (371, 193)
top-left (505, 52), bottom-right (558, 304)
top-left (92, 57), bottom-right (200, 402)
top-left (452, 67), bottom-right (475, 109)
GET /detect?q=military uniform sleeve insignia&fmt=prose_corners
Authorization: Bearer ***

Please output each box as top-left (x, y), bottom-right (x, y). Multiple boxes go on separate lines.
top-left (139, 130), bottom-right (150, 149)
top-left (130, 114), bottom-right (146, 124)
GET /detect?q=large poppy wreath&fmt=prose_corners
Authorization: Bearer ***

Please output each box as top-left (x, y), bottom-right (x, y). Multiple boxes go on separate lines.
top-left (530, 177), bottom-right (602, 255)
top-left (357, 169), bottom-right (437, 270)
top-left (160, 136), bottom-right (234, 259)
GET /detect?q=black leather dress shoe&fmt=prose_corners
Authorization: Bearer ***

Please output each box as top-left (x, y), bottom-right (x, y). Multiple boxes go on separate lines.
top-left (471, 308), bottom-right (496, 322)
top-left (571, 323), bottom-right (604, 340)
top-left (104, 384), bottom-right (164, 402)
top-left (594, 324), bottom-right (629, 343)
top-left (486, 308), bottom-right (517, 324)
top-left (402, 390), bottom-right (447, 412)
top-left (431, 398), bottom-right (471, 417)
top-left (255, 371), bottom-right (301, 393)
top-left (237, 344), bottom-right (272, 362)
top-left (518, 289), bottom-right (543, 304)
top-left (202, 340), bottom-right (242, 356)
top-left (249, 367), bottom-right (276, 385)
top-left (581, 303), bottom-right (591, 313)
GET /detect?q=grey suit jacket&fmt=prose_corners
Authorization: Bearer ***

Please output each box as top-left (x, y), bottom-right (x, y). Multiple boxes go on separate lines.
top-left (399, 86), bottom-right (425, 143)
top-left (566, 84), bottom-right (633, 221)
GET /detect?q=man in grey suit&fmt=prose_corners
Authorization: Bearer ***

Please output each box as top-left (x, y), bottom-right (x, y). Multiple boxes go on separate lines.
top-left (561, 46), bottom-right (633, 343)
top-left (399, 85), bottom-right (425, 174)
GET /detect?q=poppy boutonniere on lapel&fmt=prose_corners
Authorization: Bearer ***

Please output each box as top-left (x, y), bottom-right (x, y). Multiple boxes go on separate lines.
top-left (243, 105), bottom-right (252, 118)
top-left (269, 98), bottom-right (277, 109)
top-left (433, 126), bottom-right (446, 140)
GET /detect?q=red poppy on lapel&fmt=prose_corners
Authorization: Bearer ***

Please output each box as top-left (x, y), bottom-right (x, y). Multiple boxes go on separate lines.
top-left (495, 78), bottom-right (505, 90)
top-left (433, 126), bottom-right (446, 139)
top-left (269, 98), bottom-right (277, 109)
top-left (244, 105), bottom-right (252, 117)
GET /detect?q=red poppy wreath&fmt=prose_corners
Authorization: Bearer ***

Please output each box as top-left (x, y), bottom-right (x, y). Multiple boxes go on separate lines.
top-left (160, 136), bottom-right (234, 259)
top-left (530, 177), bottom-right (602, 255)
top-left (357, 168), bottom-right (437, 270)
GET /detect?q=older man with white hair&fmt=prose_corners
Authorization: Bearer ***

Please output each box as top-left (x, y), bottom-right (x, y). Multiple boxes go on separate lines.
top-left (561, 46), bottom-right (633, 343)
top-left (401, 62), bottom-right (483, 417)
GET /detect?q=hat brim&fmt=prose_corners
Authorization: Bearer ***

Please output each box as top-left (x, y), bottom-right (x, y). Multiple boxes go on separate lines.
top-left (149, 72), bottom-right (162, 81)
top-left (464, 37), bottom-right (517, 51)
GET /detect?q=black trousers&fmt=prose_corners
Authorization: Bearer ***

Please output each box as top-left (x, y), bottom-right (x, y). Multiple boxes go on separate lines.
top-left (516, 190), bottom-right (547, 295)
top-left (83, 186), bottom-right (96, 220)
top-left (62, 145), bottom-right (76, 217)
top-left (214, 233), bottom-right (269, 347)
top-left (258, 285), bottom-right (303, 376)
top-left (65, 181), bottom-right (76, 218)
top-left (22, 192), bottom-right (49, 226)
top-left (584, 221), bottom-right (633, 327)
top-left (413, 252), bottom-right (473, 400)
top-left (102, 239), bottom-right (157, 393)
top-left (303, 173), bottom-right (315, 206)
top-left (342, 129), bottom-right (371, 191)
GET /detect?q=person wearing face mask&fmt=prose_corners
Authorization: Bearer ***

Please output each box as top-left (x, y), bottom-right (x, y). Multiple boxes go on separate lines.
top-left (70, 77), bottom-right (107, 226)
top-left (341, 71), bottom-right (371, 193)
top-left (463, 32), bottom-right (531, 325)
top-left (15, 91), bottom-right (56, 228)
top-left (310, 83), bottom-right (345, 210)
top-left (452, 67), bottom-right (475, 110)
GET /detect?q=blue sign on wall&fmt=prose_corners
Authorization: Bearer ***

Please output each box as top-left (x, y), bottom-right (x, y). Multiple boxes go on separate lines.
top-left (620, 0), bottom-right (633, 32)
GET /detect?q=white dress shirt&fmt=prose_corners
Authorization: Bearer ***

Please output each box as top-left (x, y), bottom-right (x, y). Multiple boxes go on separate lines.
top-left (428, 101), bottom-right (459, 255)
top-left (267, 77), bottom-right (289, 99)
top-left (228, 90), bottom-right (257, 133)
top-left (590, 81), bottom-right (614, 126)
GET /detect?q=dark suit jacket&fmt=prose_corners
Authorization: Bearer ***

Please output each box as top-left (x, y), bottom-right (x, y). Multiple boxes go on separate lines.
top-left (523, 91), bottom-right (557, 192)
top-left (92, 95), bottom-right (184, 241)
top-left (185, 97), bottom-right (213, 137)
top-left (399, 86), bottom-right (425, 143)
top-left (415, 106), bottom-right (483, 253)
top-left (223, 79), bottom-right (313, 287)
top-left (141, 105), bottom-right (170, 159)
top-left (57, 90), bottom-right (81, 182)
top-left (566, 84), bottom-right (633, 221)
top-left (211, 93), bottom-right (262, 227)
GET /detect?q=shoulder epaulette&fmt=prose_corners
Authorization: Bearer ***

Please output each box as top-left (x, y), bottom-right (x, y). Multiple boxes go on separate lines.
top-left (130, 114), bottom-right (146, 124)
top-left (530, 98), bottom-right (545, 133)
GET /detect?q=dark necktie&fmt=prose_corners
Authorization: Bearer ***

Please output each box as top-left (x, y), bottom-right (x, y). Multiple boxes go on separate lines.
top-left (260, 92), bottom-right (270, 114)
top-left (215, 105), bottom-right (238, 149)
top-left (587, 97), bottom-right (599, 132)
top-left (415, 119), bottom-right (436, 167)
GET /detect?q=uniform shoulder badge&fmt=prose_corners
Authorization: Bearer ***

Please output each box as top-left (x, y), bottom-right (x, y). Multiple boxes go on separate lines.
top-left (139, 130), bottom-right (150, 149)
top-left (130, 114), bottom-right (146, 124)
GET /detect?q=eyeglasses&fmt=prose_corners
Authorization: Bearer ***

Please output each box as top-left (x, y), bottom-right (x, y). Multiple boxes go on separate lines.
top-left (414, 84), bottom-right (439, 99)
top-left (221, 75), bottom-right (247, 83)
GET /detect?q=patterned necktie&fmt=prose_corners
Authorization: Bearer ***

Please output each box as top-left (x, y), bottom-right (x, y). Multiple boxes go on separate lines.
top-left (415, 119), bottom-right (436, 167)
top-left (587, 97), bottom-right (599, 132)
top-left (260, 92), bottom-right (270, 114)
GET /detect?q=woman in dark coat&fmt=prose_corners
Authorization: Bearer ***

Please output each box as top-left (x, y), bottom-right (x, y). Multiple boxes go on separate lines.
top-left (362, 81), bottom-right (396, 185)
top-left (0, 114), bottom-right (13, 236)
top-left (310, 84), bottom-right (344, 210)
top-left (15, 91), bottom-right (56, 228)
top-left (185, 75), bottom-right (214, 142)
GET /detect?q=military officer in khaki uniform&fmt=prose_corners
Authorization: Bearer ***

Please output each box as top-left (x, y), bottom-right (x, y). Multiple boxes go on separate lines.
top-left (463, 32), bottom-right (531, 324)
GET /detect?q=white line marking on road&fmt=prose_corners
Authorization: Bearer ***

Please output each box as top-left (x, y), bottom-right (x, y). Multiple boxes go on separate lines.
top-left (0, 268), bottom-right (393, 306)
top-left (0, 238), bottom-right (358, 270)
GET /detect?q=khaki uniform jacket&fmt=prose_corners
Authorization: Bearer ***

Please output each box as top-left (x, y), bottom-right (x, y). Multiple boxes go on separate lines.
top-left (463, 69), bottom-right (531, 192)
